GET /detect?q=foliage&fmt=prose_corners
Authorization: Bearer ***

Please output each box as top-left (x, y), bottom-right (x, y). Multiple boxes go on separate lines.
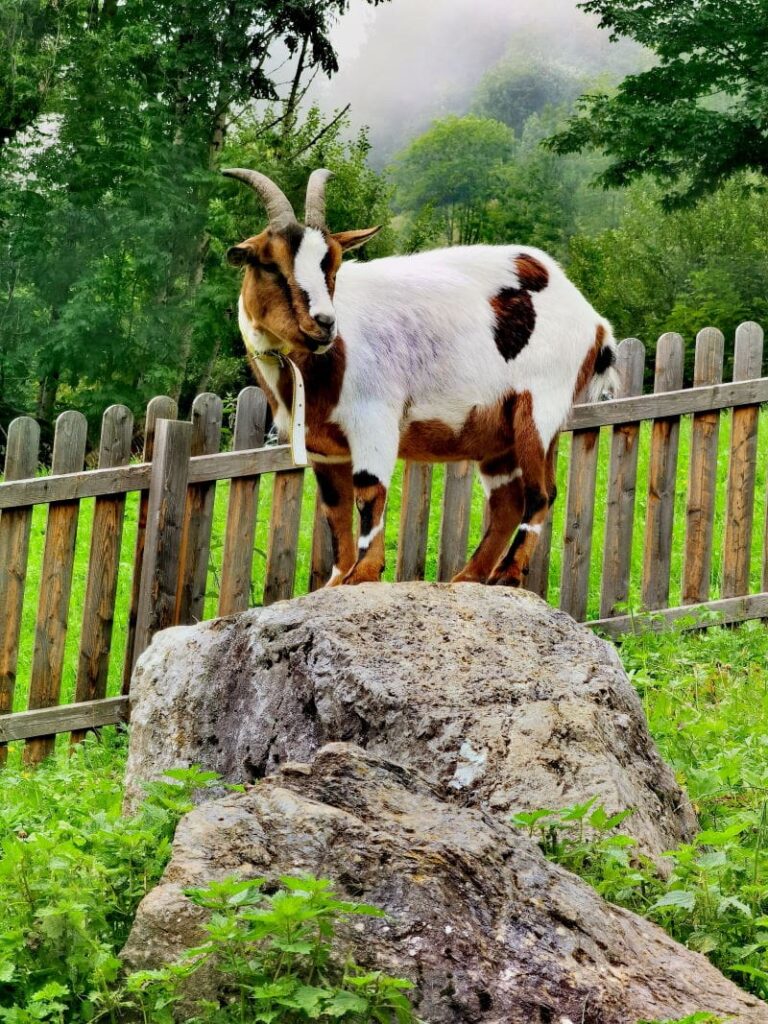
top-left (566, 178), bottom-right (768, 377)
top-left (123, 875), bottom-right (417, 1023)
top-left (390, 115), bottom-right (515, 246)
top-left (0, 0), bottom-right (392, 439)
top-left (513, 622), bottom-right (768, 1000)
top-left (473, 54), bottom-right (585, 137)
top-left (0, 735), bottom-right (221, 1020)
top-left (549, 0), bottom-right (768, 205)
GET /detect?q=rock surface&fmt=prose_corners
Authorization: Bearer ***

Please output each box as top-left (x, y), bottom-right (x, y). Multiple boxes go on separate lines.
top-left (125, 583), bottom-right (695, 859)
top-left (123, 743), bottom-right (768, 1024)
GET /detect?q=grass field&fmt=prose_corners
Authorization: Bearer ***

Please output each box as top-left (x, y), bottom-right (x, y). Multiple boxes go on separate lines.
top-left (6, 407), bottom-right (768, 726)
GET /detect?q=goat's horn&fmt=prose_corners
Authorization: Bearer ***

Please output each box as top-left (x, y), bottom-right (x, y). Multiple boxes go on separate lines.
top-left (221, 168), bottom-right (297, 229)
top-left (304, 168), bottom-right (333, 230)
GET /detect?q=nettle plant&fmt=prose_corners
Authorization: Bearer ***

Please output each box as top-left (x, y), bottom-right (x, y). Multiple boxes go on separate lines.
top-left (125, 875), bottom-right (418, 1024)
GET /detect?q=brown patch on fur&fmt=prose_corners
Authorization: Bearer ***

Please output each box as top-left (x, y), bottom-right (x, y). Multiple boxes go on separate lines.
top-left (489, 255), bottom-right (549, 362)
top-left (399, 392), bottom-right (520, 463)
top-left (515, 254), bottom-right (549, 292)
top-left (572, 323), bottom-right (606, 403)
top-left (491, 289), bottom-right (536, 362)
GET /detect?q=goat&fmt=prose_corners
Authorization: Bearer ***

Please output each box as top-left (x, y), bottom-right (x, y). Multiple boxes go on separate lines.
top-left (223, 167), bottom-right (619, 587)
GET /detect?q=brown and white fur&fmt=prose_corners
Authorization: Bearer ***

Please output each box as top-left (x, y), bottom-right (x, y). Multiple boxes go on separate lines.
top-left (224, 167), bottom-right (619, 588)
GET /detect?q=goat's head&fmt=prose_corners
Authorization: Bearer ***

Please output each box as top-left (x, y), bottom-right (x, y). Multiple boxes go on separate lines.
top-left (223, 168), bottom-right (380, 355)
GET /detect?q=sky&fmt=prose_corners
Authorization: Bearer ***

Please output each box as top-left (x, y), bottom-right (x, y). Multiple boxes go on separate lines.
top-left (307, 0), bottom-right (641, 164)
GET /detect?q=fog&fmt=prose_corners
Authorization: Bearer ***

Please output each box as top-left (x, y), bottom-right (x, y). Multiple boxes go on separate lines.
top-left (309, 0), bottom-right (643, 164)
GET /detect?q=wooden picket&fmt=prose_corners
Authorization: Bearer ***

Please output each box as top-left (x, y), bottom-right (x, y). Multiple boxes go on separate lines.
top-left (0, 417), bottom-right (40, 765)
top-left (25, 412), bottom-right (88, 764)
top-left (72, 405), bottom-right (133, 745)
top-left (1, 320), bottom-right (767, 758)
top-left (722, 323), bottom-right (764, 598)
top-left (642, 333), bottom-right (685, 611)
top-left (682, 329), bottom-right (724, 605)
top-left (600, 339), bottom-right (645, 617)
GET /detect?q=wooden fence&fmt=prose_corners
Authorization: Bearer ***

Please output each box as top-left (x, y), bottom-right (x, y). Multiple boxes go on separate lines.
top-left (0, 321), bottom-right (767, 759)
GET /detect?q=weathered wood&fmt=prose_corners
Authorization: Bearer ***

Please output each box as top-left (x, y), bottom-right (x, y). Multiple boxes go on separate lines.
top-left (218, 388), bottom-right (268, 615)
top-left (72, 406), bottom-right (133, 745)
top-left (722, 322), bottom-right (764, 598)
top-left (25, 411), bottom-right (88, 763)
top-left (122, 396), bottom-right (177, 691)
top-left (176, 394), bottom-right (223, 624)
top-left (397, 462), bottom-right (434, 581)
top-left (0, 441), bottom-right (295, 510)
top-left (0, 417), bottom-right (40, 766)
top-left (682, 329), bottom-right (725, 604)
top-left (565, 375), bottom-right (768, 430)
top-left (600, 339), bottom-right (645, 617)
top-left (589, 591), bottom-right (768, 638)
top-left (560, 408), bottom-right (600, 621)
top-left (309, 487), bottom-right (334, 591)
top-left (263, 470), bottom-right (305, 605)
top-left (437, 462), bottom-right (474, 582)
top-left (1, 696), bottom-right (129, 743)
top-left (642, 333), bottom-right (685, 611)
top-left (527, 438), bottom-right (559, 599)
top-left (133, 419), bottom-right (193, 667)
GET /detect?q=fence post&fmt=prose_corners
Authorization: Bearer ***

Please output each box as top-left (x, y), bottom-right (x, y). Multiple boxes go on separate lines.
top-left (123, 396), bottom-right (177, 691)
top-left (397, 462), bottom-right (433, 581)
top-left (437, 462), bottom-right (474, 582)
top-left (642, 333), bottom-right (685, 611)
top-left (722, 322), bottom-right (764, 598)
top-left (219, 387), bottom-right (268, 615)
top-left (0, 417), bottom-right (40, 767)
top-left (176, 393), bottom-right (223, 624)
top-left (682, 329), bottom-right (724, 604)
top-left (600, 339), bottom-right (645, 617)
top-left (25, 411), bottom-right (88, 764)
top-left (72, 405), bottom-right (133, 745)
top-left (309, 489), bottom-right (334, 591)
top-left (133, 419), bottom-right (192, 670)
top-left (527, 438), bottom-right (559, 600)
top-left (560, 388), bottom-right (601, 621)
top-left (263, 469), bottom-right (305, 605)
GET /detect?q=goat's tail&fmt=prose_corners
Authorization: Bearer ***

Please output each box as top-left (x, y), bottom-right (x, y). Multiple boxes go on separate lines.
top-left (586, 322), bottom-right (621, 403)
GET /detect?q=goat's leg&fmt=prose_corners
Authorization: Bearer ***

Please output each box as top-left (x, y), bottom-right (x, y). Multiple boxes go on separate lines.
top-left (342, 415), bottom-right (398, 585)
top-left (452, 454), bottom-right (524, 583)
top-left (489, 437), bottom-right (558, 587)
top-left (312, 461), bottom-right (357, 586)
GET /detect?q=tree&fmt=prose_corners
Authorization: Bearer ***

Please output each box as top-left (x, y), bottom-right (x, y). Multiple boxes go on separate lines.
top-left (473, 55), bottom-right (585, 138)
top-left (0, 0), bottom-right (391, 434)
top-left (548, 0), bottom-right (768, 205)
top-left (566, 178), bottom-right (768, 378)
top-left (391, 115), bottom-right (515, 246)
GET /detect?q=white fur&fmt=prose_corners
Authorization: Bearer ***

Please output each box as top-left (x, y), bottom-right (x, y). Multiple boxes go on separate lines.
top-left (294, 228), bottom-right (336, 328)
top-left (358, 519), bottom-right (384, 551)
top-left (327, 246), bottom-right (617, 484)
top-left (479, 467), bottom-right (522, 497)
top-left (518, 522), bottom-right (542, 535)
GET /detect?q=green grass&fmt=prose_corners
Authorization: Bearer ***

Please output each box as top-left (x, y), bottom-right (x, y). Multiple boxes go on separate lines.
top-left (6, 409), bottom-right (768, 738)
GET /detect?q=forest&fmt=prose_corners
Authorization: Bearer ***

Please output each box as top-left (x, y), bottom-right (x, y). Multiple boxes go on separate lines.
top-left (1, 0), bottom-right (766, 453)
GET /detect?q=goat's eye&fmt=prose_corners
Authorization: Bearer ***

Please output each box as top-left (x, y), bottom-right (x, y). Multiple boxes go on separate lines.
top-left (260, 261), bottom-right (281, 276)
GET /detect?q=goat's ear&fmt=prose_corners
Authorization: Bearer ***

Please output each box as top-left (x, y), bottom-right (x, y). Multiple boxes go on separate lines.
top-left (226, 245), bottom-right (251, 267)
top-left (332, 226), bottom-right (382, 252)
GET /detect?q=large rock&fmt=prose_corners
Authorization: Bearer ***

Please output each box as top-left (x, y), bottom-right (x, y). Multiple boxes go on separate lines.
top-left (123, 743), bottom-right (768, 1023)
top-left (125, 583), bottom-right (695, 860)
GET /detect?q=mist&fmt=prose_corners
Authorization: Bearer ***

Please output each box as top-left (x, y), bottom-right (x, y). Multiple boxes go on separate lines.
top-left (310, 0), bottom-right (643, 164)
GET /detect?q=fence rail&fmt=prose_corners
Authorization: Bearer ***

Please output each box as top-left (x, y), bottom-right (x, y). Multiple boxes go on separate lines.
top-left (1, 322), bottom-right (767, 758)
